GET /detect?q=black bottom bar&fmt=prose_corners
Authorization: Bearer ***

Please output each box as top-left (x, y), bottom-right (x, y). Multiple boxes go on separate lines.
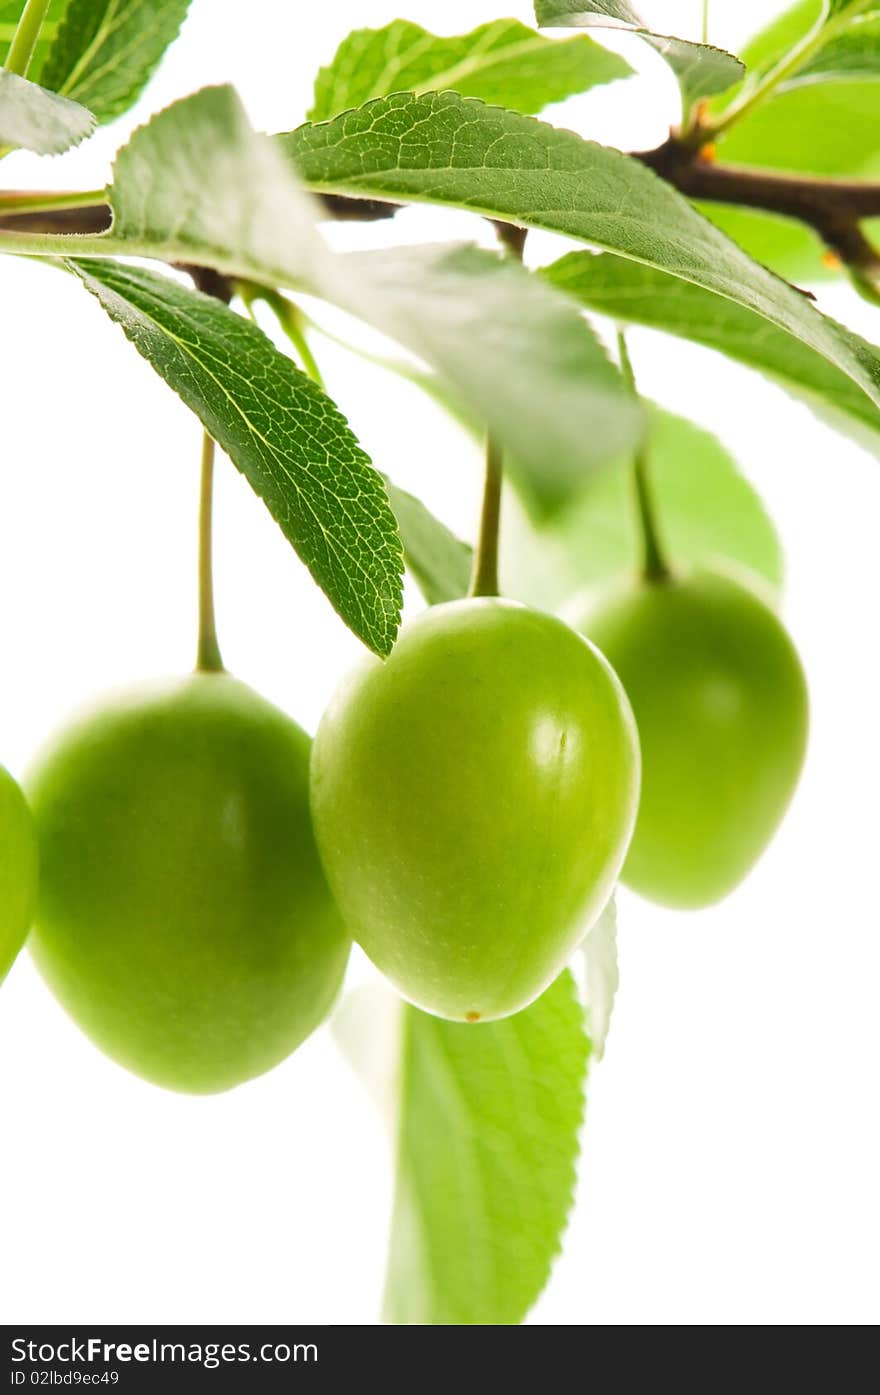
top-left (1, 1325), bottom-right (569, 1387)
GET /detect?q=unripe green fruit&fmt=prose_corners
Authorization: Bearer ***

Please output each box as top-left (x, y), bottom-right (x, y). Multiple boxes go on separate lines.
top-left (311, 599), bottom-right (640, 1022)
top-left (581, 566), bottom-right (808, 909)
top-left (0, 765), bottom-right (38, 984)
top-left (27, 674), bottom-right (350, 1093)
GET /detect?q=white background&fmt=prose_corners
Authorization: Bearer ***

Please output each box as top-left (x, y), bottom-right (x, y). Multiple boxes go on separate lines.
top-left (1, 0), bottom-right (878, 1326)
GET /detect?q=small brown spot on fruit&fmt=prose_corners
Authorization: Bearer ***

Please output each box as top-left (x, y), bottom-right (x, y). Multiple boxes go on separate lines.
top-left (465, 1011), bottom-right (481, 1023)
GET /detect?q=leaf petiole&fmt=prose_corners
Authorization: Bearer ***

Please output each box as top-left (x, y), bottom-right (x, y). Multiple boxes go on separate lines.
top-left (237, 282), bottom-right (325, 388)
top-left (0, 187), bottom-right (107, 216)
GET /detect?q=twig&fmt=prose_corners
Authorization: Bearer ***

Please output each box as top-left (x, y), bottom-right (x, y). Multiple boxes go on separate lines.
top-left (3, 138), bottom-right (880, 279)
top-left (637, 136), bottom-right (880, 276)
top-left (0, 192), bottom-right (397, 235)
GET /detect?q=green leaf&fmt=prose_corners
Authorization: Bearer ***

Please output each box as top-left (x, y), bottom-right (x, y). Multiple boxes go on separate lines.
top-left (92, 86), bottom-right (644, 495)
top-left (38, 0), bottom-right (191, 123)
top-left (385, 971), bottom-right (590, 1325)
top-left (793, 14), bottom-right (880, 83)
top-left (503, 403), bottom-right (783, 613)
top-left (538, 0), bottom-right (640, 15)
top-left (582, 894), bottom-right (617, 1062)
top-left (0, 65), bottom-right (93, 151)
top-left (543, 251), bottom-right (880, 461)
top-left (309, 17), bottom-right (629, 123)
top-left (283, 90), bottom-right (880, 424)
top-left (534, 0), bottom-right (744, 104)
top-left (69, 258), bottom-right (403, 656)
top-left (384, 480), bottom-right (472, 606)
top-left (108, 85), bottom-right (330, 276)
top-left (0, 0), bottom-right (69, 83)
top-left (703, 1), bottom-right (880, 280)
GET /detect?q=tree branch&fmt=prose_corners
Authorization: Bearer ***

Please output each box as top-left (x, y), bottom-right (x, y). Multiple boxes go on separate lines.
top-left (636, 138), bottom-right (880, 270)
top-left (3, 137), bottom-right (880, 275)
top-left (0, 201), bottom-right (111, 234)
top-left (0, 191), bottom-right (397, 234)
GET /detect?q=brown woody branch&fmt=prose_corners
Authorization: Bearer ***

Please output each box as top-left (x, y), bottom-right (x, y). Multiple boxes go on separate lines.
top-left (0, 192), bottom-right (397, 234)
top-left (2, 138), bottom-right (880, 274)
top-left (636, 138), bottom-right (880, 272)
top-left (0, 201), bottom-right (110, 234)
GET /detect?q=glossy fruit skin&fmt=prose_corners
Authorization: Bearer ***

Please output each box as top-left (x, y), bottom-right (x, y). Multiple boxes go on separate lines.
top-left (0, 765), bottom-right (38, 984)
top-left (27, 674), bottom-right (350, 1093)
top-left (311, 599), bottom-right (640, 1022)
top-left (581, 565), bottom-right (808, 909)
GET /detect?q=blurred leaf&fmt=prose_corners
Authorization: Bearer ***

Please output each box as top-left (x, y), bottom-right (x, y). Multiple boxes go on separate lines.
top-left (39, 0), bottom-right (191, 122)
top-left (0, 66), bottom-right (92, 151)
top-left (309, 17), bottom-right (629, 121)
top-left (534, 0), bottom-right (744, 104)
top-left (109, 84), bottom-right (332, 280)
top-left (338, 244), bottom-right (644, 506)
top-left (332, 983), bottom-right (403, 1135)
top-left (70, 259), bottom-right (403, 656)
top-left (503, 403), bottom-right (783, 612)
top-left (544, 251), bottom-right (880, 461)
top-left (384, 480), bottom-right (473, 606)
top-left (326, 327), bottom-right (634, 520)
top-left (795, 14), bottom-right (880, 83)
top-left (582, 895), bottom-right (618, 1062)
top-left (385, 972), bottom-right (590, 1325)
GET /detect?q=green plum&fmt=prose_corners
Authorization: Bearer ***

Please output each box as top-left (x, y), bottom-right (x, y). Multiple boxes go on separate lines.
top-left (311, 598), bottom-right (640, 1022)
top-left (0, 764), bottom-right (38, 984)
top-left (27, 673), bottom-right (350, 1093)
top-left (581, 565), bottom-right (808, 909)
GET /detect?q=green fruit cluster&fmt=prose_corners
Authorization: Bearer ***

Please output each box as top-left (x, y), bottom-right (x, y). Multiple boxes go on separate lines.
top-left (1, 556), bottom-right (808, 1093)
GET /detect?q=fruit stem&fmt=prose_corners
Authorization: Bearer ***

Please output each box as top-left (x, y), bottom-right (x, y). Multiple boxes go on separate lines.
top-left (468, 432), bottom-right (504, 598)
top-left (5, 0), bottom-right (52, 77)
top-left (466, 222), bottom-right (527, 599)
top-left (616, 331), bottom-right (670, 585)
top-left (196, 431), bottom-right (224, 673)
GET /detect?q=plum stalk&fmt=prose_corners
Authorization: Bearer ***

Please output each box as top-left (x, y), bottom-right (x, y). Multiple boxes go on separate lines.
top-left (467, 221), bottom-right (527, 600)
top-left (468, 433), bottom-right (504, 599)
top-left (196, 431), bottom-right (224, 673)
top-left (616, 330), bottom-right (670, 585)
